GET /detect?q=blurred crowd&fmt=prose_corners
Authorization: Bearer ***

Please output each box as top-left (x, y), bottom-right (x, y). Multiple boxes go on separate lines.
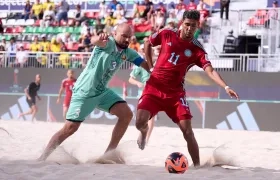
top-left (0, 0), bottom-right (211, 68)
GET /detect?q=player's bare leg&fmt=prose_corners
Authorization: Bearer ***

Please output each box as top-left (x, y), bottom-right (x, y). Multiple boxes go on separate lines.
top-left (31, 105), bottom-right (38, 122)
top-left (18, 108), bottom-right (33, 119)
top-left (138, 115), bottom-right (155, 145)
top-left (62, 106), bottom-right (69, 120)
top-left (104, 102), bottom-right (133, 153)
top-left (135, 109), bottom-right (151, 150)
top-left (178, 120), bottom-right (200, 167)
top-left (38, 121), bottom-right (81, 161)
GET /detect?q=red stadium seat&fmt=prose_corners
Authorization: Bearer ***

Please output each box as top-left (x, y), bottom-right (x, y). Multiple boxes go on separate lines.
top-left (34, 20), bottom-right (40, 26)
top-left (14, 26), bottom-right (24, 33)
top-left (5, 27), bottom-right (13, 33)
top-left (23, 43), bottom-right (30, 50)
top-left (85, 12), bottom-right (95, 19)
top-left (60, 20), bottom-right (68, 26)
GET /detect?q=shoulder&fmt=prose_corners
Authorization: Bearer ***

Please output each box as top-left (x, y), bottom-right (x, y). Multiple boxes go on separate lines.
top-left (191, 39), bottom-right (207, 54)
top-left (156, 28), bottom-right (177, 36)
top-left (62, 78), bottom-right (67, 84)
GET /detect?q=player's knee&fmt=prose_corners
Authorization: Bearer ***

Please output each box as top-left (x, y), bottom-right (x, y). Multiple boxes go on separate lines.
top-left (116, 108), bottom-right (133, 123)
top-left (63, 122), bottom-right (79, 136)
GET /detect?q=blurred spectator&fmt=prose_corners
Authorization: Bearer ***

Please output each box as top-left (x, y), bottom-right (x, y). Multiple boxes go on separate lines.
top-left (166, 21), bottom-right (176, 29)
top-left (220, 0), bottom-right (230, 20)
top-left (99, 0), bottom-right (108, 19)
top-left (166, 12), bottom-right (178, 26)
top-left (115, 15), bottom-right (128, 25)
top-left (0, 18), bottom-right (3, 33)
top-left (73, 4), bottom-right (87, 26)
top-left (153, 10), bottom-right (165, 31)
top-left (30, 35), bottom-right (41, 52)
top-left (104, 19), bottom-right (114, 35)
top-left (113, 4), bottom-right (125, 18)
top-left (129, 36), bottom-right (140, 52)
top-left (0, 38), bottom-right (7, 50)
top-left (56, 0), bottom-right (69, 26)
top-left (104, 12), bottom-right (116, 25)
top-left (141, 0), bottom-right (154, 20)
top-left (30, 0), bottom-right (44, 20)
top-left (186, 0), bottom-right (197, 10)
top-left (6, 37), bottom-right (17, 67)
top-left (40, 34), bottom-right (50, 52)
top-left (176, 0), bottom-right (187, 10)
top-left (168, 3), bottom-right (176, 15)
top-left (43, 0), bottom-right (55, 11)
top-left (93, 19), bottom-right (105, 36)
top-left (57, 46), bottom-right (70, 68)
top-left (22, 1), bottom-right (32, 21)
top-left (132, 13), bottom-right (144, 25)
top-left (266, 1), bottom-right (279, 28)
top-left (157, 3), bottom-right (167, 15)
top-left (57, 32), bottom-right (72, 44)
top-left (197, 0), bottom-right (206, 10)
top-left (110, 0), bottom-right (123, 11)
top-left (0, 45), bottom-right (5, 67)
top-left (15, 45), bottom-right (28, 68)
top-left (40, 5), bottom-right (55, 28)
top-left (50, 37), bottom-right (61, 52)
top-left (223, 30), bottom-right (237, 53)
top-left (176, 4), bottom-right (186, 22)
top-left (81, 21), bottom-right (93, 36)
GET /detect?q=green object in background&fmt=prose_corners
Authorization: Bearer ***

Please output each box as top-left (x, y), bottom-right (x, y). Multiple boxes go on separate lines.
top-left (194, 29), bottom-right (201, 39)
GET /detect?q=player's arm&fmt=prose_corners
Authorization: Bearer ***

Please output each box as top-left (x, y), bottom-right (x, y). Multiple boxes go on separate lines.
top-left (128, 67), bottom-right (144, 88)
top-left (196, 53), bottom-right (239, 100)
top-left (91, 33), bottom-right (108, 48)
top-left (127, 49), bottom-right (151, 73)
top-left (24, 84), bottom-right (32, 100)
top-left (57, 81), bottom-right (65, 103)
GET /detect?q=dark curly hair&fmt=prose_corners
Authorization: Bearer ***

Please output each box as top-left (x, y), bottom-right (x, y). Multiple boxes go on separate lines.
top-left (182, 10), bottom-right (200, 21)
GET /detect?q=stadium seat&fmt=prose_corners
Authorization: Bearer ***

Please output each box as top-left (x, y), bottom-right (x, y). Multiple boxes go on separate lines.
top-left (0, 12), bottom-right (7, 19)
top-left (5, 35), bottom-right (12, 41)
top-left (6, 19), bottom-right (16, 26)
top-left (15, 19), bottom-right (26, 26)
top-left (73, 27), bottom-right (81, 34)
top-left (34, 20), bottom-right (40, 26)
top-left (68, 19), bottom-right (75, 26)
top-left (25, 19), bottom-right (35, 26)
top-left (24, 26), bottom-right (34, 33)
top-left (45, 27), bottom-right (55, 34)
top-left (65, 27), bottom-right (74, 33)
top-left (85, 12), bottom-right (95, 19)
top-left (54, 27), bottom-right (64, 34)
top-left (60, 20), bottom-right (68, 26)
top-left (4, 27), bottom-right (13, 33)
top-left (14, 26), bottom-right (24, 33)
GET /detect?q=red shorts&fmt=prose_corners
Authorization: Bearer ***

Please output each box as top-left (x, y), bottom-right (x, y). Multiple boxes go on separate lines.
top-left (63, 97), bottom-right (71, 108)
top-left (137, 85), bottom-right (192, 124)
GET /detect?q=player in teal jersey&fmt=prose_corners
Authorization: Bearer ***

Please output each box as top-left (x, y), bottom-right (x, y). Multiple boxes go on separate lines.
top-left (129, 63), bottom-right (156, 145)
top-left (38, 23), bottom-right (151, 161)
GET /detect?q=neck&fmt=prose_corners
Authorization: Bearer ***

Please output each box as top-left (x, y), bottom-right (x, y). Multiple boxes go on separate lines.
top-left (179, 31), bottom-right (192, 41)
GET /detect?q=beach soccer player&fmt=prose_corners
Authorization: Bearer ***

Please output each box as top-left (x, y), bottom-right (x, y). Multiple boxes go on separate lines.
top-left (57, 69), bottom-right (77, 120)
top-left (129, 62), bottom-right (156, 144)
top-left (18, 74), bottom-right (41, 122)
top-left (38, 23), bottom-right (151, 161)
top-left (136, 10), bottom-right (240, 167)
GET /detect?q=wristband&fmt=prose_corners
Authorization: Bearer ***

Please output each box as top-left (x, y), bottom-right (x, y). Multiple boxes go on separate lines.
top-left (224, 86), bottom-right (230, 90)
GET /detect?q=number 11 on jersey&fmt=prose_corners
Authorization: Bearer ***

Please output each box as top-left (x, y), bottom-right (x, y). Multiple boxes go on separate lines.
top-left (168, 52), bottom-right (180, 65)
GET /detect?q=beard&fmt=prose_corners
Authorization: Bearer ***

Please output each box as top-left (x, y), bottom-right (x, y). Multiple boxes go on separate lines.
top-left (115, 41), bottom-right (128, 49)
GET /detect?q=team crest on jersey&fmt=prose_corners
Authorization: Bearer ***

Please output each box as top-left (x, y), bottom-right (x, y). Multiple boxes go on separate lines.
top-left (184, 49), bottom-right (192, 57)
top-left (121, 54), bottom-right (127, 60)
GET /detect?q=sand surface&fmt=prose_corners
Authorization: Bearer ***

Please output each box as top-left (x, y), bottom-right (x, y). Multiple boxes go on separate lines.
top-left (1, 120), bottom-right (280, 180)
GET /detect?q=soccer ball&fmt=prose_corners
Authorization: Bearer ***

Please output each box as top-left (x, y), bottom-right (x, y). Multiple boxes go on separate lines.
top-left (165, 152), bottom-right (188, 174)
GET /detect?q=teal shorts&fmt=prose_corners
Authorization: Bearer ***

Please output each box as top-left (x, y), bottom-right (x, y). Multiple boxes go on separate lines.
top-left (66, 88), bottom-right (125, 122)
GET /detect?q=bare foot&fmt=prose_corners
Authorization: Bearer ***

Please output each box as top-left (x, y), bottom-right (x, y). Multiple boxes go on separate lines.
top-left (137, 131), bottom-right (147, 150)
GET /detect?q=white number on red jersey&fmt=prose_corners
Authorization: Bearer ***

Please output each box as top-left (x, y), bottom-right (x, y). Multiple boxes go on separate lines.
top-left (168, 52), bottom-right (180, 65)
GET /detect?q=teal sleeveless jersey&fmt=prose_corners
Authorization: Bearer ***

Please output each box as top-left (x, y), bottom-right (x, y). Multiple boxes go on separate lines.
top-left (73, 36), bottom-right (144, 96)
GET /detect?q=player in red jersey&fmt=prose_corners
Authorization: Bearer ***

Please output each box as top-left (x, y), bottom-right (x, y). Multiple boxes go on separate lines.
top-left (136, 10), bottom-right (239, 167)
top-left (57, 69), bottom-right (77, 120)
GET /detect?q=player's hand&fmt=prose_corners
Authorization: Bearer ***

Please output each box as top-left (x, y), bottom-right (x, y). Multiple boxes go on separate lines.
top-left (98, 33), bottom-right (109, 42)
top-left (56, 98), bottom-right (60, 104)
top-left (137, 82), bottom-right (144, 88)
top-left (226, 88), bottom-right (240, 101)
